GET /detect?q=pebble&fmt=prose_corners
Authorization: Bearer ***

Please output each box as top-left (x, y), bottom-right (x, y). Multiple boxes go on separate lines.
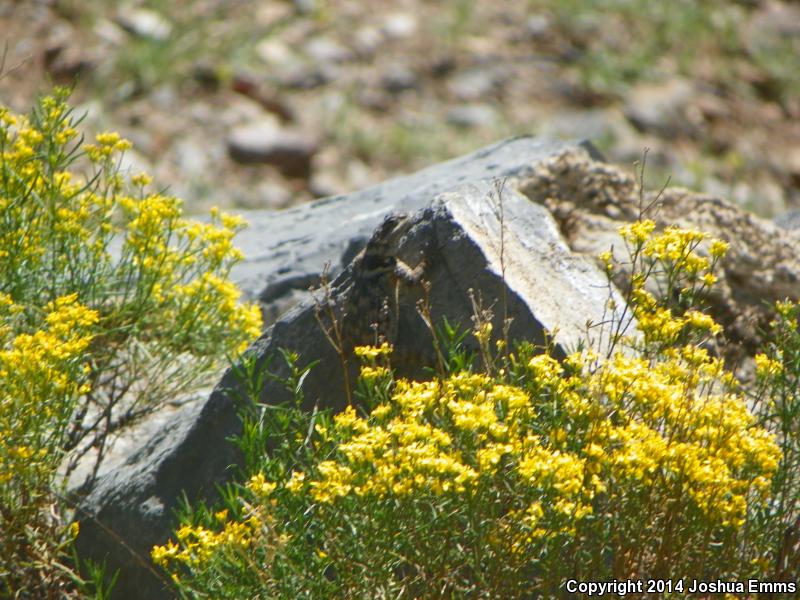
top-left (624, 79), bottom-right (696, 138)
top-left (354, 26), bottom-right (383, 56)
top-left (116, 8), bottom-right (172, 41)
top-left (255, 38), bottom-right (296, 66)
top-left (448, 68), bottom-right (500, 102)
top-left (279, 64), bottom-right (334, 90)
top-left (382, 13), bottom-right (417, 39)
top-left (381, 64), bottom-right (419, 93)
top-left (227, 120), bottom-right (318, 179)
top-left (173, 137), bottom-right (213, 177)
top-left (526, 14), bottom-right (552, 38)
top-left (305, 37), bottom-right (352, 64)
top-left (93, 18), bottom-right (128, 46)
top-left (446, 104), bottom-right (497, 129)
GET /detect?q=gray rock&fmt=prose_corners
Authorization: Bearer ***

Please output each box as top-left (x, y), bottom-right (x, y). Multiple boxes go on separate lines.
top-left (279, 63), bottom-right (334, 89)
top-left (356, 88), bottom-right (391, 112)
top-left (255, 38), bottom-right (297, 66)
top-left (74, 136), bottom-right (608, 599)
top-left (526, 14), bottom-right (552, 38)
top-left (304, 37), bottom-right (352, 64)
top-left (44, 25), bottom-right (95, 82)
top-left (251, 180), bottom-right (295, 210)
top-left (227, 121), bottom-right (318, 178)
top-left (293, 0), bottom-right (318, 15)
top-left (115, 8), bottom-right (172, 41)
top-left (381, 64), bottom-right (419, 93)
top-left (382, 12), bottom-right (418, 39)
top-left (354, 25), bottom-right (383, 56)
top-left (93, 18), bottom-right (129, 46)
top-left (539, 108), bottom-right (620, 142)
top-left (446, 103), bottom-right (498, 129)
top-left (448, 68), bottom-right (502, 102)
top-left (173, 137), bottom-right (212, 178)
top-left (624, 78), bottom-right (696, 138)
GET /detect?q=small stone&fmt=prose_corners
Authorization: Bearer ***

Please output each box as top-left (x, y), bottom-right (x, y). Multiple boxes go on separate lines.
top-left (624, 78), bottom-right (696, 138)
top-left (255, 38), bottom-right (296, 66)
top-left (93, 18), bottom-right (128, 45)
top-left (357, 88), bottom-right (391, 112)
top-left (538, 108), bottom-right (618, 141)
top-left (382, 13), bottom-right (417, 39)
top-left (526, 14), bottom-right (551, 38)
top-left (232, 74), bottom-right (296, 122)
top-left (116, 8), bottom-right (172, 41)
top-left (747, 2), bottom-right (800, 46)
top-left (354, 26), bottom-right (383, 56)
top-left (381, 64), bottom-right (418, 93)
top-left (279, 64), bottom-right (333, 90)
top-left (173, 137), bottom-right (212, 177)
top-left (227, 121), bottom-right (318, 179)
top-left (293, 0), bottom-right (317, 15)
top-left (258, 181), bottom-right (295, 209)
top-left (44, 42), bottom-right (93, 82)
top-left (304, 37), bottom-right (351, 64)
top-left (150, 84), bottom-right (178, 110)
top-left (447, 69), bottom-right (499, 102)
top-left (446, 104), bottom-right (497, 129)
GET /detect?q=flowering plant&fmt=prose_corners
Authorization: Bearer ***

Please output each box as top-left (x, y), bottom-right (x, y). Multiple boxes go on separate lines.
top-left (0, 89), bottom-right (261, 596)
top-left (154, 220), bottom-right (794, 597)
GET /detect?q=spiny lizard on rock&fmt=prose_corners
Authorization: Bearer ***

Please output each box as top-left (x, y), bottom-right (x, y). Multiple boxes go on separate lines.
top-left (339, 213), bottom-right (425, 349)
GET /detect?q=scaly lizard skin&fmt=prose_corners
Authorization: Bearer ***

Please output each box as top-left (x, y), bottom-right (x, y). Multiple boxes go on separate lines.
top-left (340, 213), bottom-right (425, 348)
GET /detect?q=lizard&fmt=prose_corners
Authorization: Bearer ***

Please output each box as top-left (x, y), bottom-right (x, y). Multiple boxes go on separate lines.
top-left (337, 213), bottom-right (426, 349)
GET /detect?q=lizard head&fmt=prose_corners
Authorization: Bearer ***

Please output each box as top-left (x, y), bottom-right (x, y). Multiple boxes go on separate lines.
top-left (364, 213), bottom-right (413, 257)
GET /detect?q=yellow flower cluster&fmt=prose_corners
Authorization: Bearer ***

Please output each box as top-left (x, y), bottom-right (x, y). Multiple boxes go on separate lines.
top-left (589, 223), bottom-right (778, 527)
top-left (617, 222), bottom-right (728, 347)
top-left (620, 220), bottom-right (726, 286)
top-left (151, 514), bottom-right (263, 569)
top-left (754, 352), bottom-right (783, 378)
top-left (285, 355), bottom-right (600, 541)
top-left (83, 131), bottom-right (132, 162)
top-left (0, 294), bottom-right (97, 486)
top-left (0, 90), bottom-right (262, 366)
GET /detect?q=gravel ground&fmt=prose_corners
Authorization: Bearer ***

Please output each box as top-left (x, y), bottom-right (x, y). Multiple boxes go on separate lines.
top-left (1, 0), bottom-right (798, 216)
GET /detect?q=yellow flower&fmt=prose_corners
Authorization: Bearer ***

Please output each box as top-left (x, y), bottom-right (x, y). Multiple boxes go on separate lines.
top-left (754, 353), bottom-right (782, 378)
top-left (354, 342), bottom-right (393, 360)
top-left (247, 472), bottom-right (277, 497)
top-left (285, 471), bottom-right (306, 493)
top-left (619, 219), bottom-right (656, 245)
top-left (709, 239), bottom-right (729, 258)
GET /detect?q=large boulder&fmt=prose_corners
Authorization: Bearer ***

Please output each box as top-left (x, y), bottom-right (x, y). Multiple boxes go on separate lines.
top-left (74, 136), bottom-right (622, 599)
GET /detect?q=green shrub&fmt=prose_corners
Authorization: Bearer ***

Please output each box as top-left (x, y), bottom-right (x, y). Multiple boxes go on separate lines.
top-left (0, 89), bottom-right (262, 597)
top-left (153, 220), bottom-right (797, 597)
